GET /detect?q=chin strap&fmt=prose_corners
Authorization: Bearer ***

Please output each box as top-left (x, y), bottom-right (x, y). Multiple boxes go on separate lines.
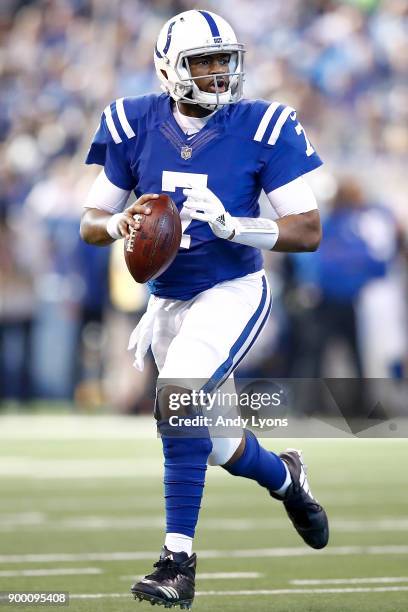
top-left (175, 94), bottom-right (227, 111)
top-left (183, 187), bottom-right (279, 250)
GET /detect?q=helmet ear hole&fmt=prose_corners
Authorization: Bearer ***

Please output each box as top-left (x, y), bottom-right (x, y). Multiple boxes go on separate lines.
top-left (161, 69), bottom-right (168, 79)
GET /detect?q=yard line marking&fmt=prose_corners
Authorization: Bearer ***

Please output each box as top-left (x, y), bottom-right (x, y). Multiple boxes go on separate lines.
top-left (3, 516), bottom-right (408, 533)
top-left (71, 594), bottom-right (125, 599)
top-left (228, 545), bottom-right (408, 558)
top-left (197, 587), bottom-right (408, 595)
top-left (0, 516), bottom-right (275, 532)
top-left (120, 572), bottom-right (262, 581)
top-left (197, 572), bottom-right (263, 579)
top-left (1, 545), bottom-right (407, 564)
top-left (196, 572), bottom-right (263, 580)
top-left (329, 518), bottom-right (408, 532)
top-left (68, 586), bottom-right (408, 599)
top-left (0, 513), bottom-right (46, 528)
top-left (0, 459), bottom-right (231, 481)
top-left (196, 587), bottom-right (408, 596)
top-left (0, 415), bottom-right (156, 440)
top-left (291, 577), bottom-right (408, 585)
top-left (0, 568), bottom-right (102, 578)
top-left (0, 458), bottom-right (163, 479)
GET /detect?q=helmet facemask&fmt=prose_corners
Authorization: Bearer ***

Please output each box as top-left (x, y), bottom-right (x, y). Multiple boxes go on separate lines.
top-left (174, 46), bottom-right (245, 110)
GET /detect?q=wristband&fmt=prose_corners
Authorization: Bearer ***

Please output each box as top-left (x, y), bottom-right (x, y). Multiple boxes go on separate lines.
top-left (106, 213), bottom-right (123, 240)
top-left (230, 217), bottom-right (279, 250)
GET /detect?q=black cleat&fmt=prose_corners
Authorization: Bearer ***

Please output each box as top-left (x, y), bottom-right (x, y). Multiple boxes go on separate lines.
top-left (131, 546), bottom-right (196, 609)
top-left (271, 449), bottom-right (329, 549)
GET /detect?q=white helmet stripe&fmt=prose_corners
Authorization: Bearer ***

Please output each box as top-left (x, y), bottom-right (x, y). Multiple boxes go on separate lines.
top-left (268, 106), bottom-right (296, 145)
top-left (103, 105), bottom-right (122, 144)
top-left (253, 102), bottom-right (280, 142)
top-left (116, 98), bottom-right (135, 139)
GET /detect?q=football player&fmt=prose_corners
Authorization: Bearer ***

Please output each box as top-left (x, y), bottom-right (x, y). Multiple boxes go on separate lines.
top-left (80, 9), bottom-right (329, 610)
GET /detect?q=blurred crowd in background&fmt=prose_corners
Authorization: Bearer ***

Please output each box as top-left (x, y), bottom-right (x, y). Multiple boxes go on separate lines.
top-left (0, 0), bottom-right (407, 411)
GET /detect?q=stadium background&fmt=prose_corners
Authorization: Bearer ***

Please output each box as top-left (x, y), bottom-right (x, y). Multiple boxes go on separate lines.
top-left (1, 0), bottom-right (407, 407)
top-left (0, 1), bottom-right (407, 611)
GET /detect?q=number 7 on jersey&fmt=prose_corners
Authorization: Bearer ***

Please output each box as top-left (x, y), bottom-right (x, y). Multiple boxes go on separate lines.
top-left (162, 171), bottom-right (208, 249)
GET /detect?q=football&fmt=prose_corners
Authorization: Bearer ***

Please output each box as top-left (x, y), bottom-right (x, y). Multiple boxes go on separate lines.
top-left (124, 194), bottom-right (182, 283)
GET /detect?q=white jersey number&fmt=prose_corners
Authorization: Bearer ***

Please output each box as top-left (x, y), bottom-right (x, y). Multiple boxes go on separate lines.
top-left (290, 112), bottom-right (315, 157)
top-left (162, 170), bottom-right (208, 249)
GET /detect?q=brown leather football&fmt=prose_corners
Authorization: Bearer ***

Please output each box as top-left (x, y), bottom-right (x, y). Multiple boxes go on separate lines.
top-left (124, 194), bottom-right (182, 284)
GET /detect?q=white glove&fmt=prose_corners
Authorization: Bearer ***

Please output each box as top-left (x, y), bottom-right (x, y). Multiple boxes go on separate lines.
top-left (183, 187), bottom-right (237, 240)
top-left (183, 186), bottom-right (280, 250)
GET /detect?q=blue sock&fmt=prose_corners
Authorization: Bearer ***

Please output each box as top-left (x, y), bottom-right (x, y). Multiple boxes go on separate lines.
top-left (159, 421), bottom-right (213, 538)
top-left (224, 429), bottom-right (287, 491)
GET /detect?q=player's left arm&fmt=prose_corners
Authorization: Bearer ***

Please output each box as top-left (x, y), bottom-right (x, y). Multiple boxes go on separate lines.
top-left (184, 105), bottom-right (323, 253)
top-left (265, 176), bottom-right (321, 252)
top-left (183, 177), bottom-right (321, 253)
top-left (272, 210), bottom-right (322, 253)
top-left (269, 209), bottom-right (321, 252)
top-left (229, 176), bottom-right (322, 252)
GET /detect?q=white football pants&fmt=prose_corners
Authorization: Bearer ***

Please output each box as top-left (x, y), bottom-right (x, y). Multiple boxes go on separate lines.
top-left (138, 270), bottom-right (272, 465)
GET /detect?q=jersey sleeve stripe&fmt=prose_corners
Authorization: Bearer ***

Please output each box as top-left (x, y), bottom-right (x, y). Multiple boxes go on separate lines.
top-left (116, 98), bottom-right (136, 139)
top-left (268, 105), bottom-right (296, 145)
top-left (253, 102), bottom-right (280, 142)
top-left (103, 104), bottom-right (122, 144)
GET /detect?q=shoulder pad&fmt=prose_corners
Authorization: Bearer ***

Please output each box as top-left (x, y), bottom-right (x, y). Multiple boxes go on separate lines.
top-left (102, 94), bottom-right (165, 144)
top-left (229, 99), bottom-right (294, 145)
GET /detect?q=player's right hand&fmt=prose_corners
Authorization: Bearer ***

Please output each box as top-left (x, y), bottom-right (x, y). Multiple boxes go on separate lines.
top-left (117, 193), bottom-right (158, 239)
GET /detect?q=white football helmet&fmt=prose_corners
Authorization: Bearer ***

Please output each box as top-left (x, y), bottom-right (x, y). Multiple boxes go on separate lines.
top-left (154, 10), bottom-right (245, 110)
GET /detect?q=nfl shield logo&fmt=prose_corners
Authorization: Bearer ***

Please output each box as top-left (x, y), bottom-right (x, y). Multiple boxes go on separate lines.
top-left (181, 145), bottom-right (192, 160)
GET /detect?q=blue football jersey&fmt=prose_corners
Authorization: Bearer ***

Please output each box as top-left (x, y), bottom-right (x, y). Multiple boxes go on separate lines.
top-left (86, 94), bottom-right (322, 300)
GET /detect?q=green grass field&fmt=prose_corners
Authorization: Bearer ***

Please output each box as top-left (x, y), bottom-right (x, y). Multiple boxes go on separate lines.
top-left (0, 414), bottom-right (407, 611)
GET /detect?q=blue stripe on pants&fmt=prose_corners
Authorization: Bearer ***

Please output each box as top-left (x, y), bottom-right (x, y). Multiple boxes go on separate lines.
top-left (202, 276), bottom-right (271, 394)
